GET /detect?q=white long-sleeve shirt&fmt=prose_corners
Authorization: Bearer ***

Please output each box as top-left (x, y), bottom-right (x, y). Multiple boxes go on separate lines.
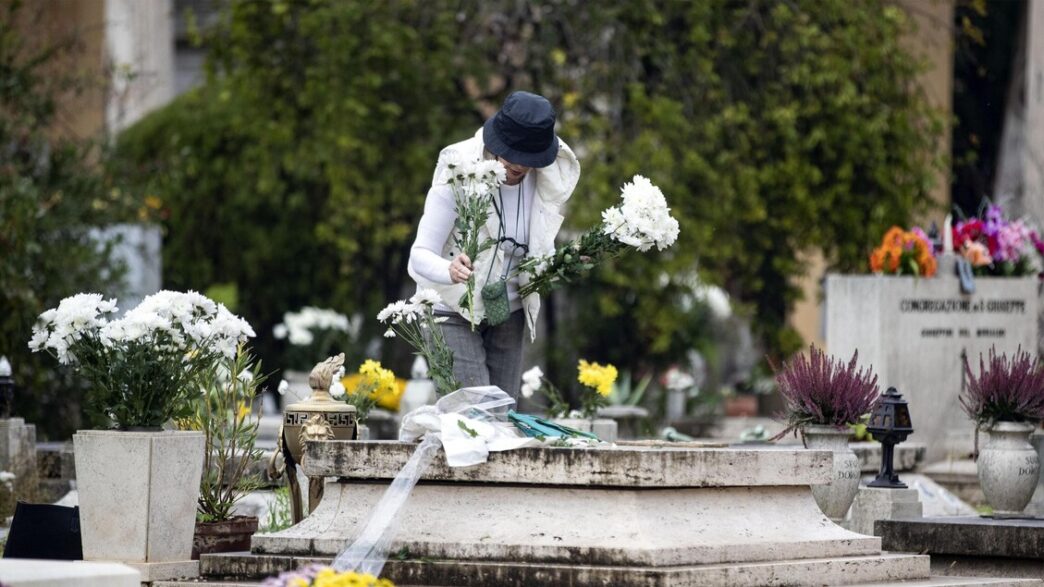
top-left (409, 172), bottom-right (535, 313)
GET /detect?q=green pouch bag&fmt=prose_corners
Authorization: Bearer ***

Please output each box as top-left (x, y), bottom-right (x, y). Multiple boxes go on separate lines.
top-left (481, 277), bottom-right (511, 326)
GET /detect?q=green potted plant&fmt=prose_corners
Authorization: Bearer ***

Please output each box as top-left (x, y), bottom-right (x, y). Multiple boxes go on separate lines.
top-left (773, 345), bottom-right (880, 522)
top-left (182, 348), bottom-right (267, 558)
top-left (30, 291), bottom-right (254, 570)
top-left (960, 347), bottom-right (1044, 516)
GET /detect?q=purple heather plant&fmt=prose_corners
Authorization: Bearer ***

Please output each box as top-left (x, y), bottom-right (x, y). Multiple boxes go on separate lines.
top-left (960, 347), bottom-right (1044, 426)
top-left (774, 345), bottom-right (880, 432)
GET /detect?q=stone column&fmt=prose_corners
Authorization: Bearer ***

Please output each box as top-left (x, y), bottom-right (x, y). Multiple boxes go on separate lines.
top-left (0, 418), bottom-right (38, 518)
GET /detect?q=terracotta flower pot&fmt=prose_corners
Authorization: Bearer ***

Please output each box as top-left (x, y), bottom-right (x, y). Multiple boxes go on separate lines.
top-left (191, 515), bottom-right (259, 559)
top-left (724, 395), bottom-right (758, 417)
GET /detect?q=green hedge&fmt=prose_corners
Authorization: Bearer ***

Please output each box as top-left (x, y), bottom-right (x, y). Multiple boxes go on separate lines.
top-left (113, 0), bottom-right (943, 381)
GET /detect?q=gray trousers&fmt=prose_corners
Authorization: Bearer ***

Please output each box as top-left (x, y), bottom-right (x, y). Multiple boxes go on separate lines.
top-left (436, 310), bottom-right (525, 398)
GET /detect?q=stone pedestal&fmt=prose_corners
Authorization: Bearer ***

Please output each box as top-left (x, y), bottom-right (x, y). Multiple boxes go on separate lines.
top-left (826, 275), bottom-right (1038, 462)
top-left (878, 516), bottom-right (1044, 580)
top-left (0, 418), bottom-right (37, 517)
top-left (845, 487), bottom-right (923, 536)
top-left (197, 441), bottom-right (943, 586)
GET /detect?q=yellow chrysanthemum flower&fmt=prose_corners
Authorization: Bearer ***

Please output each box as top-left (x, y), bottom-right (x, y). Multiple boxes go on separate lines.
top-left (356, 360), bottom-right (404, 411)
top-left (577, 359), bottom-right (618, 397)
top-left (307, 567), bottom-right (395, 587)
top-left (236, 401), bottom-right (251, 421)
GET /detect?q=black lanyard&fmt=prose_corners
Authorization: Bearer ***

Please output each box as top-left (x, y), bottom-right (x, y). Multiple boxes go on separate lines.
top-left (487, 181), bottom-right (529, 281)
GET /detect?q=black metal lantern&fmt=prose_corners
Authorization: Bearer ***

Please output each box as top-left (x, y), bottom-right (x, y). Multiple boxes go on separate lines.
top-left (0, 356), bottom-right (13, 419)
top-left (866, 386), bottom-right (913, 488)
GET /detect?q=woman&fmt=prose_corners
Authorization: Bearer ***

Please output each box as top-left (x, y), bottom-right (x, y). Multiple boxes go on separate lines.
top-left (407, 91), bottom-right (581, 396)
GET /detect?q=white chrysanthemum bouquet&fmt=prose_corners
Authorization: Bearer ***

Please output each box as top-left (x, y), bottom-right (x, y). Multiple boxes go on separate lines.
top-left (442, 154), bottom-right (507, 328)
top-left (377, 289), bottom-right (458, 395)
top-left (29, 291), bottom-right (255, 429)
top-left (518, 175), bottom-right (680, 297)
top-left (273, 306), bottom-right (363, 370)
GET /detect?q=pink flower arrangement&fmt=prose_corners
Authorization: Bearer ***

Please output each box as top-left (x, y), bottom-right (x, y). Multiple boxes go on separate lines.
top-left (953, 204), bottom-right (1044, 276)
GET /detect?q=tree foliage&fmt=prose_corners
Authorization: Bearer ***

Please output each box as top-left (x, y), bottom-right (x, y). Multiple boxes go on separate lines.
top-left (503, 0), bottom-right (945, 359)
top-left (0, 0), bottom-right (134, 438)
top-left (114, 0), bottom-right (482, 370)
top-left (113, 0), bottom-right (943, 381)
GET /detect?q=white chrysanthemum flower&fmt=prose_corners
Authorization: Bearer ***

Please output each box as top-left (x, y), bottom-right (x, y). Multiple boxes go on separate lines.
top-left (101, 309), bottom-right (172, 344)
top-left (520, 366), bottom-right (543, 398)
top-left (409, 288), bottom-right (442, 307)
top-left (663, 367), bottom-right (696, 391)
top-left (277, 380), bottom-right (289, 395)
top-left (601, 175), bottom-right (679, 252)
top-left (28, 329), bottom-right (48, 351)
top-left (287, 327), bottom-right (314, 346)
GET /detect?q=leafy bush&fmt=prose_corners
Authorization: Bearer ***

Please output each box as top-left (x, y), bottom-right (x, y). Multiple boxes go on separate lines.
top-left (508, 0), bottom-right (945, 360)
top-left (0, 0), bottom-right (137, 438)
top-left (112, 0), bottom-right (943, 381)
top-left (111, 0), bottom-right (482, 374)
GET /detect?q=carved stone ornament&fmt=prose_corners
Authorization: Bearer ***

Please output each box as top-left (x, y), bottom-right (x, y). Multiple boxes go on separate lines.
top-left (308, 353), bottom-right (346, 397)
top-left (299, 413), bottom-right (335, 445)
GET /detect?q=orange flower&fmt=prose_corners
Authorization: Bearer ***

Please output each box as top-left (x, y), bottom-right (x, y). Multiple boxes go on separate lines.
top-left (885, 247), bottom-right (901, 272)
top-left (921, 254), bottom-right (937, 277)
top-left (870, 248), bottom-right (885, 272)
top-left (882, 226), bottom-right (905, 247)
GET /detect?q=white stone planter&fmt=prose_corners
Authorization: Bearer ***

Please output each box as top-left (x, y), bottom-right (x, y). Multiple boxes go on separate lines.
top-left (553, 418), bottom-right (618, 443)
top-left (74, 430), bottom-right (205, 565)
top-left (978, 421), bottom-right (1040, 516)
top-left (803, 425), bottom-right (861, 522)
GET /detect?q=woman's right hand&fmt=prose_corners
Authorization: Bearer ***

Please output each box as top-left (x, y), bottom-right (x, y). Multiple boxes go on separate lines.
top-left (449, 253), bottom-right (473, 284)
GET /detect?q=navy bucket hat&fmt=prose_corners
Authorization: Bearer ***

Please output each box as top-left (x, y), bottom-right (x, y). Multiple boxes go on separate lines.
top-left (483, 91), bottom-right (560, 168)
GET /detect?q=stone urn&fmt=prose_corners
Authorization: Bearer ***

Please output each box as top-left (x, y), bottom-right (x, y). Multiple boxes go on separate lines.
top-left (803, 425), bottom-right (861, 522)
top-left (977, 421), bottom-right (1040, 516)
top-left (282, 354), bottom-right (357, 465)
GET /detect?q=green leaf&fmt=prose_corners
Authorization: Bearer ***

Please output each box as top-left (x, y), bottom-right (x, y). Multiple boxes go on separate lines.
top-left (457, 419), bottom-right (479, 438)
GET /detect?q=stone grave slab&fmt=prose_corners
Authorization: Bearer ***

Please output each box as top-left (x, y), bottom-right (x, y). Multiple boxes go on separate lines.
top-left (877, 516), bottom-right (1044, 580)
top-left (225, 440), bottom-right (935, 586)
